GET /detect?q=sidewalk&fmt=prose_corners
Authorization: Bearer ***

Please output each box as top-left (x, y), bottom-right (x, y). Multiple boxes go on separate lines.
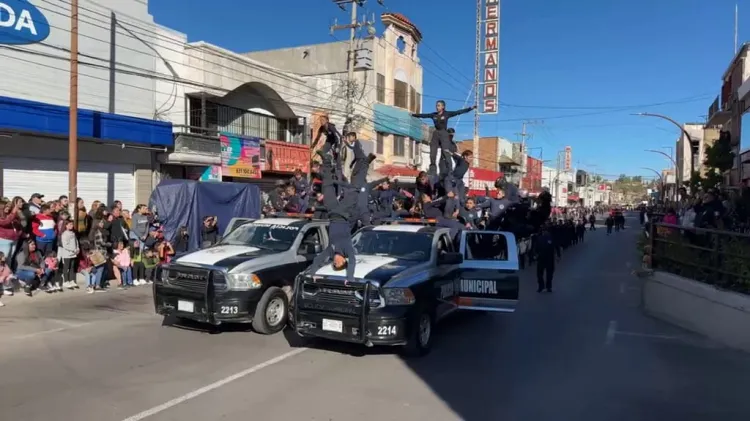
top-left (1, 276), bottom-right (154, 308)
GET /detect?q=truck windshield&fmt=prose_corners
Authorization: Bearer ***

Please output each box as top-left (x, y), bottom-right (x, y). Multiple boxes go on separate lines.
top-left (220, 223), bottom-right (300, 252)
top-left (352, 231), bottom-right (432, 262)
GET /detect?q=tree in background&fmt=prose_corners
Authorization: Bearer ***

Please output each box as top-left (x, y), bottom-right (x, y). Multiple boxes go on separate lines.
top-left (687, 131), bottom-right (734, 190)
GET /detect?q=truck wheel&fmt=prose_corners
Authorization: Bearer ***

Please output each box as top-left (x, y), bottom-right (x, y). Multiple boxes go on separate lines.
top-left (252, 287), bottom-right (289, 335)
top-left (401, 307), bottom-right (434, 358)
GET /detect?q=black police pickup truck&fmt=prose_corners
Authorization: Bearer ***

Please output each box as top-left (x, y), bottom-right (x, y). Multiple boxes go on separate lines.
top-left (292, 222), bottom-right (520, 357)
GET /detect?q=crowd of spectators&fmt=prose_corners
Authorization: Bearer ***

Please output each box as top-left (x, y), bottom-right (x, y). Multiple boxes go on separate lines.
top-left (0, 193), bottom-right (178, 305)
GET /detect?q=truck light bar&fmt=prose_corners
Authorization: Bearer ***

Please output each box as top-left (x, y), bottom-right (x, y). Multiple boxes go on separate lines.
top-left (379, 217), bottom-right (437, 225)
top-left (266, 212), bottom-right (314, 219)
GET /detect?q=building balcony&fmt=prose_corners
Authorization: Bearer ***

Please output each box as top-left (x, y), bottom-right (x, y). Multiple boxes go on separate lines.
top-left (707, 95), bottom-right (731, 127)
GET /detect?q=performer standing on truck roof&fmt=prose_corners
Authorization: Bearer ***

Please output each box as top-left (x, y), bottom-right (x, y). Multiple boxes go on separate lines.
top-left (411, 100), bottom-right (475, 176)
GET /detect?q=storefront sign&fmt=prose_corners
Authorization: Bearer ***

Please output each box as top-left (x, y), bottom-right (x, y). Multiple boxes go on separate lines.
top-left (220, 133), bottom-right (261, 179)
top-left (264, 140), bottom-right (310, 174)
top-left (478, 0), bottom-right (499, 114)
top-left (467, 168), bottom-right (502, 196)
top-left (0, 0), bottom-right (50, 45)
top-left (564, 146), bottom-right (572, 171)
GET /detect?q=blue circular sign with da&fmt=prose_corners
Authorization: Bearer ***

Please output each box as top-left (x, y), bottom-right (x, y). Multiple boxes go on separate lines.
top-left (0, 0), bottom-right (51, 45)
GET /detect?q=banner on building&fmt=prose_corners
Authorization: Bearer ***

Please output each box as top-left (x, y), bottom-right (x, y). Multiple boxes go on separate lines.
top-left (264, 140), bottom-right (310, 174)
top-left (564, 146), bottom-right (572, 171)
top-left (220, 133), bottom-right (261, 179)
top-left (467, 168), bottom-right (503, 196)
top-left (186, 165), bottom-right (222, 182)
top-left (478, 0), bottom-right (500, 114)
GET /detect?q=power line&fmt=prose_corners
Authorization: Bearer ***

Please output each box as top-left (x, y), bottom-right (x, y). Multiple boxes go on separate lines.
top-left (33, 0), bottom-right (715, 121)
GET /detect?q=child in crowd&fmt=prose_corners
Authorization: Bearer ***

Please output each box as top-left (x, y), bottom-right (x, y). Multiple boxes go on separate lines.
top-left (131, 240), bottom-right (147, 286)
top-left (77, 241), bottom-right (94, 294)
top-left (44, 250), bottom-right (60, 292)
top-left (59, 217), bottom-right (80, 290)
top-left (0, 252), bottom-right (15, 305)
top-left (113, 240), bottom-right (133, 289)
top-left (142, 249), bottom-right (159, 284)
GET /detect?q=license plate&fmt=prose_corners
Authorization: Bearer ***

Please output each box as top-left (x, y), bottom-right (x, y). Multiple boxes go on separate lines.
top-left (322, 318), bottom-right (343, 333)
top-left (177, 300), bottom-right (194, 313)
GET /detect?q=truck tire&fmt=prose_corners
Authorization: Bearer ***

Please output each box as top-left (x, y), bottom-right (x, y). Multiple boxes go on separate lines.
top-left (252, 287), bottom-right (289, 335)
top-left (401, 306), bottom-right (434, 358)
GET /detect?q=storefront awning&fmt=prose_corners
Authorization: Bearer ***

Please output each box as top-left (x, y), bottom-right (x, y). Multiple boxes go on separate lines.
top-left (0, 95), bottom-right (173, 147)
top-left (377, 164), bottom-right (421, 177)
top-left (498, 155), bottom-right (520, 166)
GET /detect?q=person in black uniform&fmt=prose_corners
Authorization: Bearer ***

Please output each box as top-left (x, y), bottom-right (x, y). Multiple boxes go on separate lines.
top-left (340, 132), bottom-right (387, 227)
top-left (534, 222), bottom-right (560, 293)
top-left (308, 151), bottom-right (357, 283)
top-left (605, 214), bottom-right (615, 235)
top-left (312, 116), bottom-right (344, 178)
top-left (411, 101), bottom-right (475, 176)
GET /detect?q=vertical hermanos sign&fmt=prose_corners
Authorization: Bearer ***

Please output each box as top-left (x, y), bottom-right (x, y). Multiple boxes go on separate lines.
top-left (479, 0), bottom-right (500, 114)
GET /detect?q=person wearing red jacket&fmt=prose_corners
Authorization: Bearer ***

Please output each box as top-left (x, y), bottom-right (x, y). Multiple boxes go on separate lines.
top-left (32, 204), bottom-right (57, 257)
top-left (0, 200), bottom-right (22, 259)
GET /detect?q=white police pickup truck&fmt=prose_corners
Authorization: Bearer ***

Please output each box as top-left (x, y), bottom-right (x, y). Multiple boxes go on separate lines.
top-left (154, 216), bottom-right (328, 334)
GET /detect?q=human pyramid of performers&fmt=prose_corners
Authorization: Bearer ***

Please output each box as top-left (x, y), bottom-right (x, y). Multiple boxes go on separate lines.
top-left (262, 100), bottom-right (554, 282)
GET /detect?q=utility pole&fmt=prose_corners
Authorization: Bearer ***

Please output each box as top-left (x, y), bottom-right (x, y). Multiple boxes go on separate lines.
top-left (554, 150), bottom-right (563, 207)
top-left (68, 0), bottom-right (79, 227)
top-left (330, 0), bottom-right (371, 178)
top-left (516, 119), bottom-right (542, 189)
top-left (330, 0), bottom-right (370, 129)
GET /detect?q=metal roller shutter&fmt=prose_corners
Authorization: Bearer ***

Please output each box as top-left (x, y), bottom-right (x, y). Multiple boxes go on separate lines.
top-left (1, 157), bottom-right (136, 210)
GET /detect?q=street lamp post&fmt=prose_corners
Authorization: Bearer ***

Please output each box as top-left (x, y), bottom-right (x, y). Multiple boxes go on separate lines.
top-left (641, 167), bottom-right (665, 203)
top-left (632, 112), bottom-right (695, 179)
top-left (645, 149), bottom-right (678, 202)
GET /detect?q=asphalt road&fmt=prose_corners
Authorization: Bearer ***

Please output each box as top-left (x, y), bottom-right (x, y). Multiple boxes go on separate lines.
top-left (1, 214), bottom-right (749, 421)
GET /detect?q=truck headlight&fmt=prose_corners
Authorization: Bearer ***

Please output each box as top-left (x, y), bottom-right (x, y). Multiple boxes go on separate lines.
top-left (227, 273), bottom-right (262, 290)
top-left (383, 288), bottom-right (415, 305)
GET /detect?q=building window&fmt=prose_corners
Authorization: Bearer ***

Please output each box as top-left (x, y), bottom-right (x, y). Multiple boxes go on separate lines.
top-left (396, 36), bottom-right (406, 54)
top-left (187, 95), bottom-right (297, 142)
top-left (393, 135), bottom-right (405, 157)
top-left (376, 73), bottom-right (385, 103)
top-left (394, 80), bottom-right (408, 109)
top-left (415, 92), bottom-right (421, 114)
top-left (376, 132), bottom-right (384, 154)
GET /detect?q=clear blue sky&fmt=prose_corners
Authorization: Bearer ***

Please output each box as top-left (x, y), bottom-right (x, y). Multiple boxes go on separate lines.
top-left (150, 0), bottom-right (743, 179)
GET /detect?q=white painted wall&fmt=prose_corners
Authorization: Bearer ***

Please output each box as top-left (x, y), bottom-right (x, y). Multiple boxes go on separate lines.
top-left (0, 0), bottom-right (161, 119)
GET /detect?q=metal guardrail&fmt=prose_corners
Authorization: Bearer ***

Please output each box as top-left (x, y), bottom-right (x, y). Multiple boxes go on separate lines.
top-left (648, 222), bottom-right (750, 295)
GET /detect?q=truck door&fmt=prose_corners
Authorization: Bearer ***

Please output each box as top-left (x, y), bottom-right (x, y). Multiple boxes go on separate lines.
top-left (455, 230), bottom-right (519, 313)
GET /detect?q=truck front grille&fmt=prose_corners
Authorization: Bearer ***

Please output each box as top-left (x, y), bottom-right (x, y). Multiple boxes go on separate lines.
top-left (164, 266), bottom-right (210, 292)
top-left (301, 281), bottom-right (380, 305)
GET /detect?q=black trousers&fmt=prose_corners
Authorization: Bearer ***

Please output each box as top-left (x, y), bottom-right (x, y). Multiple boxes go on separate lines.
top-left (606, 225), bottom-right (613, 234)
top-left (61, 258), bottom-right (77, 284)
top-left (133, 262), bottom-right (146, 280)
top-left (589, 222), bottom-right (595, 230)
top-left (537, 257), bottom-right (555, 290)
top-left (429, 130), bottom-right (453, 175)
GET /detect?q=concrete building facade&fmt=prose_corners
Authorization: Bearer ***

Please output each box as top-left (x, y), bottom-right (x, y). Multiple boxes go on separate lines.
top-left (244, 13), bottom-right (430, 178)
top-left (0, 0), bottom-right (174, 208)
